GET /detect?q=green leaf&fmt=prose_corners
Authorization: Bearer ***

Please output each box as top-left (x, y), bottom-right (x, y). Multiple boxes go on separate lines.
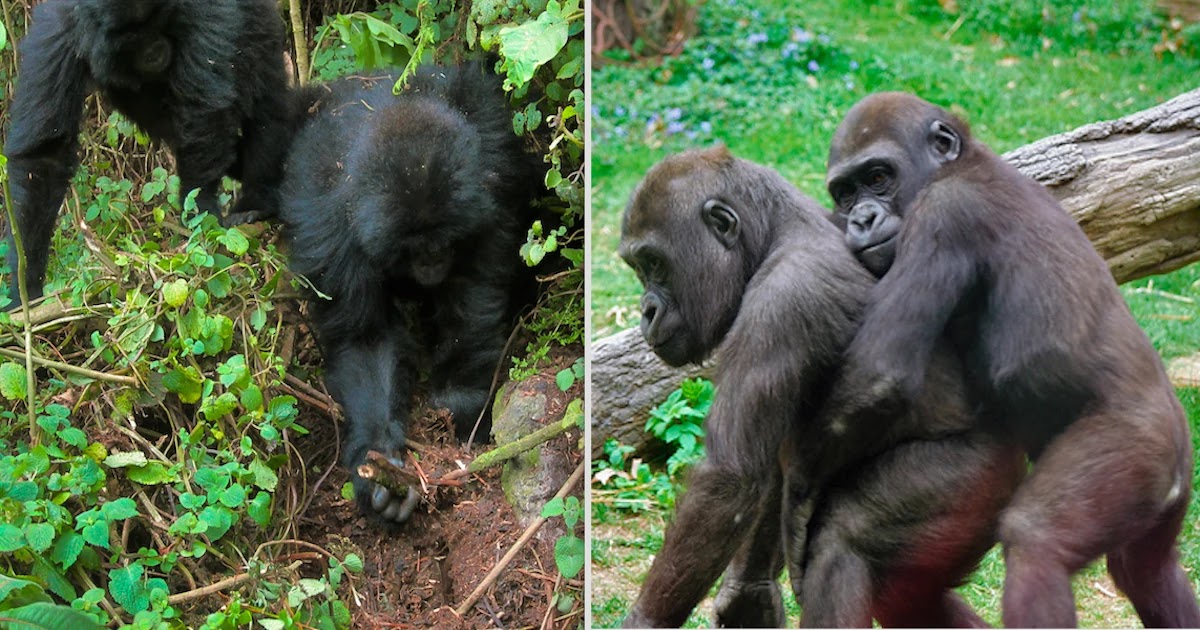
top-left (0, 574), bottom-right (50, 608)
top-left (31, 555), bottom-right (76, 601)
top-left (219, 228), bottom-right (250, 256)
top-left (553, 534), bottom-right (584, 578)
top-left (0, 602), bottom-right (103, 630)
top-left (101, 498), bottom-right (139, 521)
top-left (540, 496), bottom-right (564, 518)
top-left (162, 365), bottom-right (204, 404)
top-left (126, 462), bottom-right (176, 485)
top-left (498, 0), bottom-right (569, 89)
top-left (555, 367), bottom-right (575, 392)
top-left (341, 553), bottom-right (364, 574)
top-left (197, 505), bottom-right (235, 541)
top-left (200, 391), bottom-right (239, 421)
top-left (247, 491), bottom-right (272, 527)
top-left (218, 484), bottom-right (247, 509)
top-left (23, 523), bottom-right (55, 553)
top-left (248, 458), bottom-right (279, 491)
top-left (240, 384), bottom-right (264, 412)
top-left (81, 520), bottom-right (110, 549)
top-left (109, 563), bottom-right (152, 613)
top-left (0, 361), bottom-right (28, 400)
top-left (105, 451), bottom-right (149, 468)
top-left (50, 532), bottom-right (85, 569)
top-left (0, 523), bottom-right (25, 552)
top-left (162, 279), bottom-right (189, 308)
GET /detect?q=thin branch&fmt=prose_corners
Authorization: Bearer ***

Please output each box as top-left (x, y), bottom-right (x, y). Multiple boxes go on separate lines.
top-left (0, 346), bottom-right (140, 386)
top-left (287, 0), bottom-right (310, 85)
top-left (449, 400), bottom-right (582, 482)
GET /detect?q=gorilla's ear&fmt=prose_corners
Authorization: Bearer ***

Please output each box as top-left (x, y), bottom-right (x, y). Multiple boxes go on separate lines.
top-left (703, 199), bottom-right (740, 249)
top-left (928, 120), bottom-right (961, 162)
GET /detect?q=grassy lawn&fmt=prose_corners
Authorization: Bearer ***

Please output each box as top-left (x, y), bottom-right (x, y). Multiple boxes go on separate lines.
top-left (590, 0), bottom-right (1200, 626)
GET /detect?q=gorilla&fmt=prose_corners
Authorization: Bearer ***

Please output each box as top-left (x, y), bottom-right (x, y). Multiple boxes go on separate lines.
top-left (617, 146), bottom-right (1023, 627)
top-left (279, 64), bottom-right (542, 524)
top-left (4, 0), bottom-right (291, 305)
top-left (825, 92), bottom-right (1199, 627)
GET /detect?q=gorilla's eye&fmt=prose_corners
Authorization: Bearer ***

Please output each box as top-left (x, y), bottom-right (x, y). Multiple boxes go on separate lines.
top-left (832, 184), bottom-right (855, 207)
top-left (642, 254), bottom-right (666, 280)
top-left (866, 166), bottom-right (891, 192)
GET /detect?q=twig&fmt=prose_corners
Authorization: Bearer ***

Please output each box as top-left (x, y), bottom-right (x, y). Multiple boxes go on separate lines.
top-left (357, 451), bottom-right (415, 497)
top-left (1, 128), bottom-right (37, 440)
top-left (287, 0), bottom-right (310, 86)
top-left (454, 461), bottom-right (584, 616)
top-left (448, 400), bottom-right (582, 482)
top-left (166, 560), bottom-right (305, 605)
top-left (0, 346), bottom-right (140, 385)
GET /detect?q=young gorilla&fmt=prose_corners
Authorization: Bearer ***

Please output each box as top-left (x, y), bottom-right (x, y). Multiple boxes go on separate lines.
top-left (4, 0), bottom-right (291, 305)
top-left (825, 92), bottom-right (1200, 627)
top-left (618, 146), bottom-right (1024, 627)
top-left (280, 64), bottom-right (542, 524)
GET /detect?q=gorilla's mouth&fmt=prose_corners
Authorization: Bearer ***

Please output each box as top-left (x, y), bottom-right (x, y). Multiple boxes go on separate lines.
top-left (861, 235), bottom-right (896, 255)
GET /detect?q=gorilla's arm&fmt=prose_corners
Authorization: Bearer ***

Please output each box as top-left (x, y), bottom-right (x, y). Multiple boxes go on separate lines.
top-left (822, 201), bottom-right (977, 432)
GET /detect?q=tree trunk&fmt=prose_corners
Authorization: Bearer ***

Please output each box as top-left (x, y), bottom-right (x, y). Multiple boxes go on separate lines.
top-left (591, 88), bottom-right (1200, 454)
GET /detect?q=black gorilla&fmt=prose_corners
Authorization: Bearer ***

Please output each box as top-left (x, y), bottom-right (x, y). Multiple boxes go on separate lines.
top-left (4, 0), bottom-right (291, 305)
top-left (618, 147), bottom-right (1023, 627)
top-left (280, 64), bottom-right (542, 523)
top-left (825, 92), bottom-right (1199, 627)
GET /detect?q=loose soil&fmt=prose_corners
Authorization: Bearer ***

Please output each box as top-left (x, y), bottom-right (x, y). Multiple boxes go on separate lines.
top-left (288, 393), bottom-right (584, 629)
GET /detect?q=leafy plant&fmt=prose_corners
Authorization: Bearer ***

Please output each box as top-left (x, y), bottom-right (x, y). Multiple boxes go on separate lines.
top-left (645, 378), bottom-right (712, 474)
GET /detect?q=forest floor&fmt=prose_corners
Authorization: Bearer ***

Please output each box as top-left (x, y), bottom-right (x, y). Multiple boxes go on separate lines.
top-left (285, 384), bottom-right (585, 629)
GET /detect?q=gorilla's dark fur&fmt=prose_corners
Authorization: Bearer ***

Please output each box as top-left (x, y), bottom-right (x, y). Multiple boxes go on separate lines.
top-left (4, 0), bottom-right (290, 305)
top-left (280, 64), bottom-right (542, 523)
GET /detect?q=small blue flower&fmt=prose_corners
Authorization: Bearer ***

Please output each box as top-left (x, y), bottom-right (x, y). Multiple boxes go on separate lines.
top-left (782, 42), bottom-right (799, 58)
top-left (666, 108), bottom-right (683, 122)
top-left (793, 27), bottom-right (813, 44)
top-left (807, 60), bottom-right (820, 73)
top-left (818, 34), bottom-right (831, 44)
top-left (667, 121), bottom-right (686, 135)
top-left (615, 127), bottom-right (627, 137)
top-left (849, 60), bottom-right (859, 71)
top-left (702, 57), bottom-right (715, 70)
top-left (700, 121), bottom-right (713, 134)
top-left (615, 105), bottom-right (627, 117)
top-left (1072, 10), bottom-right (1082, 22)
top-left (747, 32), bottom-right (768, 45)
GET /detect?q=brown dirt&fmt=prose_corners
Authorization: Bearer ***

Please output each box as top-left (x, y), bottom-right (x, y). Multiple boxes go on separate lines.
top-left (289, 389), bottom-right (584, 629)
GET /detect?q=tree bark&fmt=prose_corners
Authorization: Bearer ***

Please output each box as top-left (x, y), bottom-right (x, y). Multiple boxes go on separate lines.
top-left (592, 88), bottom-right (1200, 454)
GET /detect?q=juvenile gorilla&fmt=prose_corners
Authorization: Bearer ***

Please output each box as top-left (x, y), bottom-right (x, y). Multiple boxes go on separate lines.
top-left (618, 147), bottom-right (1023, 627)
top-left (4, 0), bottom-right (291, 305)
top-left (280, 65), bottom-right (542, 524)
top-left (825, 92), bottom-right (1200, 627)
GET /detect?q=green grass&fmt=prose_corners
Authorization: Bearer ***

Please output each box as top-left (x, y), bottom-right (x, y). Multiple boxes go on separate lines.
top-left (590, 0), bottom-right (1200, 625)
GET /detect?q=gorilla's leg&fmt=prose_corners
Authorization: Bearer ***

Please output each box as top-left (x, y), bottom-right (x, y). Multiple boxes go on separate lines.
top-left (428, 271), bottom-right (512, 440)
top-left (803, 433), bottom-right (1021, 628)
top-left (1000, 407), bottom-right (1198, 627)
top-left (4, 12), bottom-right (89, 305)
top-left (712, 472), bottom-right (786, 628)
top-left (173, 106), bottom-right (241, 218)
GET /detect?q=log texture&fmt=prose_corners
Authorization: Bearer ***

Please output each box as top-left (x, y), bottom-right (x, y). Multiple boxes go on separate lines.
top-left (592, 89), bottom-right (1200, 454)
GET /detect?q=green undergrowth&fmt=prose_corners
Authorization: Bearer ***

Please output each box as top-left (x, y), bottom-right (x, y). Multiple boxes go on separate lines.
top-left (0, 0), bottom-right (583, 627)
